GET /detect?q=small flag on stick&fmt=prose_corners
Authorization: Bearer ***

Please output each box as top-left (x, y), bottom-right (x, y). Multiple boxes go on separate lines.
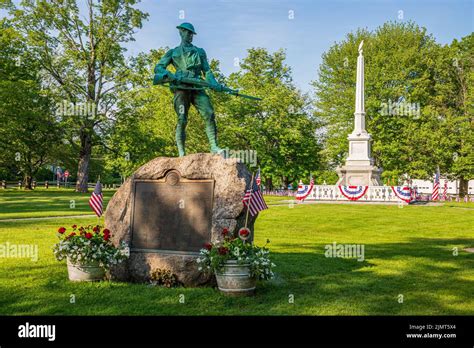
top-left (256, 167), bottom-right (261, 187)
top-left (89, 181), bottom-right (103, 217)
top-left (442, 180), bottom-right (448, 201)
top-left (242, 177), bottom-right (268, 217)
top-left (431, 170), bottom-right (440, 201)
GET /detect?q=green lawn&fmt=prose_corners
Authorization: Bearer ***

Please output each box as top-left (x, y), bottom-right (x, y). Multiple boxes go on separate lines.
top-left (0, 188), bottom-right (115, 219)
top-left (262, 195), bottom-right (292, 205)
top-left (0, 190), bottom-right (473, 315)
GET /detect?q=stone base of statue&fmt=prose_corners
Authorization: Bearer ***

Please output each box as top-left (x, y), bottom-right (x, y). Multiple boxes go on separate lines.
top-left (104, 153), bottom-right (257, 287)
top-left (336, 131), bottom-right (382, 186)
top-left (336, 164), bottom-right (382, 186)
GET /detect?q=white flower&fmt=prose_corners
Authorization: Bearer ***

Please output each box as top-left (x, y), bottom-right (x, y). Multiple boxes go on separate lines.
top-left (233, 247), bottom-right (240, 257)
top-left (121, 247), bottom-right (130, 257)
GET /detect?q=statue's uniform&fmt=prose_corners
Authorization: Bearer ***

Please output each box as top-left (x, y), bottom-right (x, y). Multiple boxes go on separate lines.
top-left (154, 44), bottom-right (220, 156)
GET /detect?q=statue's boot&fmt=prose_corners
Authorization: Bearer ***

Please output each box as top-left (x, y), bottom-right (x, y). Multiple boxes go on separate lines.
top-left (205, 115), bottom-right (223, 155)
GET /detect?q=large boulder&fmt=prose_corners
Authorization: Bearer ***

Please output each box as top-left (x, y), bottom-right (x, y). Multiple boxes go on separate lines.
top-left (105, 153), bottom-right (257, 286)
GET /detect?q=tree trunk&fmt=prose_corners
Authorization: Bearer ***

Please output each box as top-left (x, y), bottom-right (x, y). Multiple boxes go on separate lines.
top-left (459, 177), bottom-right (468, 198)
top-left (23, 175), bottom-right (33, 190)
top-left (76, 131), bottom-right (92, 193)
top-left (265, 177), bottom-right (273, 191)
top-left (282, 176), bottom-right (289, 189)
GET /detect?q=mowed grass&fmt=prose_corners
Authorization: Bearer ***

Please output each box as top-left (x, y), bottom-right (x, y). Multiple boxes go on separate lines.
top-left (0, 191), bottom-right (473, 315)
top-left (0, 188), bottom-right (115, 219)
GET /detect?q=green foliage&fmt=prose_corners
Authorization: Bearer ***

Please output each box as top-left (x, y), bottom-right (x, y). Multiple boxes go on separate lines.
top-left (446, 34), bottom-right (474, 183)
top-left (53, 224), bottom-right (129, 269)
top-left (2, 0), bottom-right (149, 191)
top-left (197, 228), bottom-right (276, 280)
top-left (313, 22), bottom-right (473, 183)
top-left (219, 48), bottom-right (322, 187)
top-left (0, 19), bottom-right (62, 186)
top-left (105, 49), bottom-right (177, 177)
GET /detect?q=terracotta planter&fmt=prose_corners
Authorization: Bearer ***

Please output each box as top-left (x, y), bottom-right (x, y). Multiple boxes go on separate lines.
top-left (215, 260), bottom-right (256, 296)
top-left (67, 258), bottom-right (105, 282)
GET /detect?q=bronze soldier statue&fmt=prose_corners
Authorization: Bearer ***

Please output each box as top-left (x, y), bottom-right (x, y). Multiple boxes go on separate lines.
top-left (153, 23), bottom-right (260, 157)
top-left (153, 22), bottom-right (224, 157)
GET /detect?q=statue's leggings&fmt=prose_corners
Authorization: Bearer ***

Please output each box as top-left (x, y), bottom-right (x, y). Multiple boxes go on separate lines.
top-left (173, 89), bottom-right (219, 156)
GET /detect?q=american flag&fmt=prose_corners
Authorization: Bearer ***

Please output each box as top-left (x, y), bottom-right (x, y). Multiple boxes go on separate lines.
top-left (243, 184), bottom-right (268, 216)
top-left (432, 171), bottom-right (440, 201)
top-left (256, 168), bottom-right (261, 186)
top-left (89, 181), bottom-right (103, 217)
top-left (442, 180), bottom-right (448, 201)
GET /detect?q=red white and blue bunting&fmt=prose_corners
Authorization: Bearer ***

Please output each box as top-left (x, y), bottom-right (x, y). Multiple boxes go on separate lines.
top-left (338, 185), bottom-right (368, 201)
top-left (391, 186), bottom-right (412, 203)
top-left (296, 180), bottom-right (314, 201)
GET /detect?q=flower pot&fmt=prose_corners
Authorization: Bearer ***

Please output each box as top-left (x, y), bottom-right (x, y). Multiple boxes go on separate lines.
top-left (215, 260), bottom-right (256, 296)
top-left (67, 258), bottom-right (105, 282)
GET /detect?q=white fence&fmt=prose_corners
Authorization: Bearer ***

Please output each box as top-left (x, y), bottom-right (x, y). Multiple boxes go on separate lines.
top-left (306, 185), bottom-right (408, 203)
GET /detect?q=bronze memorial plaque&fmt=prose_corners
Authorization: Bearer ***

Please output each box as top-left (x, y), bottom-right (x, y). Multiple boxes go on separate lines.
top-left (131, 171), bottom-right (214, 253)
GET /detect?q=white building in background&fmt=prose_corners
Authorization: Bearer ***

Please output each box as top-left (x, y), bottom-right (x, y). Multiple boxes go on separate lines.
top-left (410, 179), bottom-right (474, 195)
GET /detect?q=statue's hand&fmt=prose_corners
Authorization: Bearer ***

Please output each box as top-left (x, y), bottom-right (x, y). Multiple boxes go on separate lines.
top-left (168, 72), bottom-right (182, 83)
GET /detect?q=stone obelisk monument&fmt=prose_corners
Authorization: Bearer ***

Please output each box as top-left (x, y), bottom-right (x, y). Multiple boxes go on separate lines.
top-left (336, 41), bottom-right (382, 186)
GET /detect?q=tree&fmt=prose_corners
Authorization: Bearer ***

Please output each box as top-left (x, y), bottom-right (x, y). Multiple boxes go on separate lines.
top-left (222, 48), bottom-right (322, 188)
top-left (312, 21), bottom-right (469, 184)
top-left (0, 19), bottom-right (61, 189)
top-left (2, 0), bottom-right (148, 191)
top-left (444, 34), bottom-right (474, 196)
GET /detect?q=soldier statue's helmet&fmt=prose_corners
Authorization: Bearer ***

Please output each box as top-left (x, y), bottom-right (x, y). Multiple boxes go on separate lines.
top-left (176, 22), bottom-right (197, 35)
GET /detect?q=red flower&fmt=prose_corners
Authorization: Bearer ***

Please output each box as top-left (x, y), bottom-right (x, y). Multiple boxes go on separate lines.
top-left (58, 227), bottom-right (66, 234)
top-left (204, 242), bottom-right (213, 251)
top-left (85, 233), bottom-right (93, 239)
top-left (103, 228), bottom-right (110, 235)
top-left (222, 228), bottom-right (229, 236)
top-left (93, 226), bottom-right (99, 233)
top-left (240, 229), bottom-right (249, 237)
top-left (72, 224), bottom-right (77, 229)
top-left (103, 234), bottom-right (110, 241)
top-left (218, 246), bottom-right (229, 255)
top-left (68, 232), bottom-right (76, 238)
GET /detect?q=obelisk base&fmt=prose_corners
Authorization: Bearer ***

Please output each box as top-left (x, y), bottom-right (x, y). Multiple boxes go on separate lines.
top-left (336, 164), bottom-right (382, 186)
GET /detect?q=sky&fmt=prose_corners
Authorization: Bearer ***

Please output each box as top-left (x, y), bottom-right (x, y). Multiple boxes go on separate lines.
top-left (128, 0), bottom-right (473, 92)
top-left (2, 0), bottom-right (473, 92)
